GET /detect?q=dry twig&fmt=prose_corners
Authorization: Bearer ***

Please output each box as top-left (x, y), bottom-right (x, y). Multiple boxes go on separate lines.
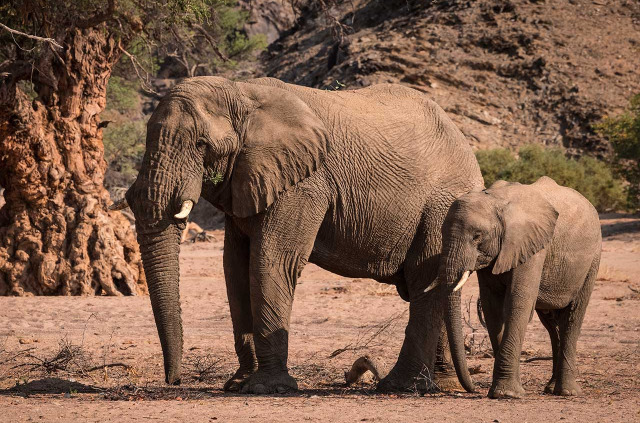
top-left (329, 310), bottom-right (407, 358)
top-left (0, 22), bottom-right (63, 49)
top-left (118, 44), bottom-right (157, 95)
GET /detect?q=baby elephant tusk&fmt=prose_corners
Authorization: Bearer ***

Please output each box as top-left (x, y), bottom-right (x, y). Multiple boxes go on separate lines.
top-left (453, 270), bottom-right (472, 292)
top-left (109, 198), bottom-right (129, 211)
top-left (423, 280), bottom-right (439, 293)
top-left (174, 200), bottom-right (194, 219)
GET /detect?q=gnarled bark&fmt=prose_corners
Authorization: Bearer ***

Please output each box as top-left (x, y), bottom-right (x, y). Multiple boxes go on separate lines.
top-left (0, 28), bottom-right (145, 296)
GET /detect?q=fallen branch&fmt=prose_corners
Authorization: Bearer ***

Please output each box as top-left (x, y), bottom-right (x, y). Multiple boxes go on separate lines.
top-left (0, 347), bottom-right (36, 366)
top-left (86, 362), bottom-right (132, 372)
top-left (523, 356), bottom-right (553, 363)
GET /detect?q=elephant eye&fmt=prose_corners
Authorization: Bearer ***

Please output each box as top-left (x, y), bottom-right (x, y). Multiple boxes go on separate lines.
top-left (196, 138), bottom-right (207, 149)
top-left (472, 232), bottom-right (482, 242)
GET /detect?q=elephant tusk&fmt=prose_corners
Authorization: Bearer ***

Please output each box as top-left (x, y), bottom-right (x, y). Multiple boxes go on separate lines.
top-left (174, 200), bottom-right (194, 219)
top-left (423, 280), bottom-right (439, 293)
top-left (453, 270), bottom-right (471, 292)
top-left (109, 198), bottom-right (129, 211)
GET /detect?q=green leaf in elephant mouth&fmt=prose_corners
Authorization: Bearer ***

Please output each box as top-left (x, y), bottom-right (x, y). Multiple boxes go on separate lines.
top-left (204, 169), bottom-right (224, 186)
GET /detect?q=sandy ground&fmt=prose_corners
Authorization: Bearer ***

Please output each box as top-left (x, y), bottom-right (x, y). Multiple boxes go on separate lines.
top-left (0, 215), bottom-right (638, 422)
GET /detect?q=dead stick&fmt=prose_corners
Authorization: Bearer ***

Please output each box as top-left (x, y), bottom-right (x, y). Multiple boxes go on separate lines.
top-left (0, 22), bottom-right (63, 49)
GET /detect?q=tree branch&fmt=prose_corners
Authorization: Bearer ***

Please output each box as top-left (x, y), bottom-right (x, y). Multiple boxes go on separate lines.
top-left (0, 22), bottom-right (63, 50)
top-left (76, 0), bottom-right (116, 29)
top-left (190, 23), bottom-right (228, 62)
top-left (118, 44), bottom-right (157, 95)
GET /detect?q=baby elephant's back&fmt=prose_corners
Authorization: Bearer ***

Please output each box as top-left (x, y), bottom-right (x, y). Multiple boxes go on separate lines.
top-left (535, 177), bottom-right (601, 308)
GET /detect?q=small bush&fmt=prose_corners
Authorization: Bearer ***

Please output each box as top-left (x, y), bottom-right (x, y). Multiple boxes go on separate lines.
top-left (103, 77), bottom-right (147, 189)
top-left (595, 93), bottom-right (640, 209)
top-left (106, 76), bottom-right (141, 114)
top-left (475, 148), bottom-right (515, 188)
top-left (213, 2), bottom-right (268, 67)
top-left (476, 145), bottom-right (627, 212)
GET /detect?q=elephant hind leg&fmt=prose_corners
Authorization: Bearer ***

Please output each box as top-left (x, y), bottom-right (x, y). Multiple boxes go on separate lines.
top-left (536, 309), bottom-right (560, 394)
top-left (554, 255), bottom-right (599, 396)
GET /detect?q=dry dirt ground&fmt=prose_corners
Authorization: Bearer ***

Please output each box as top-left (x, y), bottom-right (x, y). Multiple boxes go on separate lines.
top-left (0, 215), bottom-right (638, 422)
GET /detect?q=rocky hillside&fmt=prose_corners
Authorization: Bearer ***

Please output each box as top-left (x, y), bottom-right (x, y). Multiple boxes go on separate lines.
top-left (262, 0), bottom-right (640, 156)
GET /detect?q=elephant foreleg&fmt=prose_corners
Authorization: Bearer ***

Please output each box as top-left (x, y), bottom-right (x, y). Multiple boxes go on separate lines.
top-left (223, 217), bottom-right (258, 391)
top-left (240, 191), bottom-right (327, 394)
top-left (487, 252), bottom-right (545, 399)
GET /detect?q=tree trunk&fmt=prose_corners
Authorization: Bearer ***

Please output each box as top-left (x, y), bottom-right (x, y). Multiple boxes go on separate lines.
top-left (0, 28), bottom-right (146, 296)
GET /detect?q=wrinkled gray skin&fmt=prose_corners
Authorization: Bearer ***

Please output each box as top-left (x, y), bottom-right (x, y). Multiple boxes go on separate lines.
top-left (439, 177), bottom-right (601, 398)
top-left (125, 76), bottom-right (483, 394)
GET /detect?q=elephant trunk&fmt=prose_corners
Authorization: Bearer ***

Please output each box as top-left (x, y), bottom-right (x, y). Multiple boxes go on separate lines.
top-left (444, 286), bottom-right (475, 392)
top-left (439, 242), bottom-right (477, 393)
top-left (138, 223), bottom-right (183, 385)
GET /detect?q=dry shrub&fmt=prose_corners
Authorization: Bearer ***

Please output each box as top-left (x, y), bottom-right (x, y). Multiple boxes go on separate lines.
top-left (185, 353), bottom-right (225, 383)
top-left (462, 296), bottom-right (491, 356)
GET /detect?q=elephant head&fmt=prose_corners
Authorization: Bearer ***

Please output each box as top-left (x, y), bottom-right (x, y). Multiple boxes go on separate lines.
top-left (119, 77), bottom-right (328, 384)
top-left (433, 180), bottom-right (558, 389)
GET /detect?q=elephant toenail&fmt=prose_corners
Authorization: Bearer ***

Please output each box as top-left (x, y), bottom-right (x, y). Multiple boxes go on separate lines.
top-left (253, 384), bottom-right (268, 394)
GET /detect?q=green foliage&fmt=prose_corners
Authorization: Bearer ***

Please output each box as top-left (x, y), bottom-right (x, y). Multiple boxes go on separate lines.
top-left (475, 148), bottom-right (515, 188)
top-left (203, 168), bottom-right (224, 185)
top-left (1, 1), bottom-right (265, 83)
top-left (103, 120), bottom-right (146, 178)
top-left (209, 1), bottom-right (268, 67)
top-left (476, 145), bottom-right (628, 212)
top-left (106, 76), bottom-right (140, 114)
top-left (102, 76), bottom-right (146, 188)
top-left (595, 94), bottom-right (640, 209)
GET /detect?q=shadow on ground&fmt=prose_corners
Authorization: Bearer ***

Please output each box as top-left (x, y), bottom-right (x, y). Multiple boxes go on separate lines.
top-left (600, 213), bottom-right (640, 238)
top-left (1, 378), bottom-right (100, 396)
top-left (0, 378), bottom-right (487, 401)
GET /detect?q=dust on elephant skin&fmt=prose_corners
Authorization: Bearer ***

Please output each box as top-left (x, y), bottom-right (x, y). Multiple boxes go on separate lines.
top-left (123, 76), bottom-right (484, 393)
top-left (438, 176), bottom-right (601, 399)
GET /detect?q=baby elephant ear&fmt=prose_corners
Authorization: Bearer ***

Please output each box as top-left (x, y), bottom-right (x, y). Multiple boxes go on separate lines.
top-left (492, 188), bottom-right (559, 274)
top-left (231, 82), bottom-right (329, 218)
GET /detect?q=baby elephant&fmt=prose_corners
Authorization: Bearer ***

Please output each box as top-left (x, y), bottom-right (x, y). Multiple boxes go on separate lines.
top-left (437, 176), bottom-right (601, 398)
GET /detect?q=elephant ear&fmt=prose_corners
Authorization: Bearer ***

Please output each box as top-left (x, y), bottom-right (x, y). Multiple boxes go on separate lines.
top-left (492, 186), bottom-right (559, 274)
top-left (231, 83), bottom-right (329, 217)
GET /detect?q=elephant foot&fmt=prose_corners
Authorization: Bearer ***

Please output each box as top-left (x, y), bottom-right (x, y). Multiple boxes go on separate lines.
top-left (553, 378), bottom-right (582, 396)
top-left (239, 370), bottom-right (298, 394)
top-left (223, 368), bottom-right (255, 392)
top-left (488, 380), bottom-right (526, 399)
top-left (377, 369), bottom-right (438, 394)
top-left (543, 378), bottom-right (556, 394)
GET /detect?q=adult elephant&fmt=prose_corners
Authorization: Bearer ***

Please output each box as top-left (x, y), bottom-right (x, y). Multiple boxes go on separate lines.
top-left (116, 76), bottom-right (483, 393)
